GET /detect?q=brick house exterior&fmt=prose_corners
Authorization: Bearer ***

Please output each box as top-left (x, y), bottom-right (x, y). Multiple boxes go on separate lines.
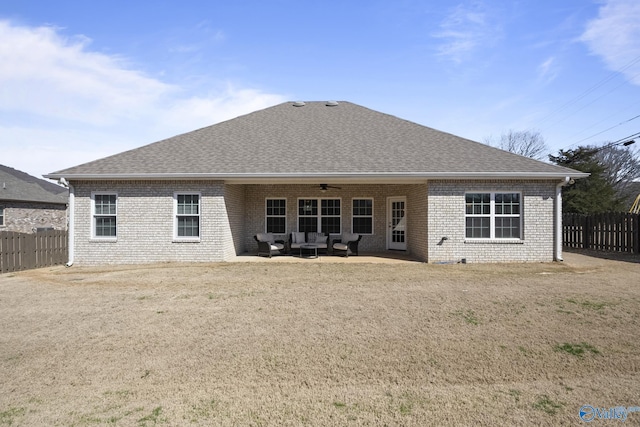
top-left (46, 101), bottom-right (587, 265)
top-left (1, 165), bottom-right (68, 234)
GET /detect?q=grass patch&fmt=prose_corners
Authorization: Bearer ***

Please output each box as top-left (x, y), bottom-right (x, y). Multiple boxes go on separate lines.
top-left (0, 407), bottom-right (26, 426)
top-left (508, 389), bottom-right (521, 403)
top-left (137, 406), bottom-right (164, 426)
top-left (187, 399), bottom-right (218, 422)
top-left (453, 309), bottom-right (479, 325)
top-left (566, 298), bottom-right (607, 310)
top-left (554, 342), bottom-right (600, 357)
top-left (532, 395), bottom-right (564, 415)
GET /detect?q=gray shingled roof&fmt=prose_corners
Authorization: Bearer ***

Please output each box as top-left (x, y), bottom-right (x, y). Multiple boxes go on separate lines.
top-left (47, 101), bottom-right (585, 180)
top-left (1, 165), bottom-right (68, 204)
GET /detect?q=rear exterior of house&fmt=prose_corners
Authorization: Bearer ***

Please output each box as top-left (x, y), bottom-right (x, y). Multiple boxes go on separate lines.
top-left (46, 101), bottom-right (586, 265)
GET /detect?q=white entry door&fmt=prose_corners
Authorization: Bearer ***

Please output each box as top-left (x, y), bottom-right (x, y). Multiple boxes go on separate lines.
top-left (387, 197), bottom-right (407, 250)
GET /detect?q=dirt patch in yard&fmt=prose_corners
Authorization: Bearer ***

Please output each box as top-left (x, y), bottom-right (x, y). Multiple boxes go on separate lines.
top-left (1, 254), bottom-right (639, 426)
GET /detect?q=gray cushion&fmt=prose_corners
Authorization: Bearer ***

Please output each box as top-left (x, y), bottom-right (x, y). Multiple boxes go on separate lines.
top-left (256, 233), bottom-right (274, 243)
top-left (342, 232), bottom-right (358, 243)
top-left (333, 242), bottom-right (349, 251)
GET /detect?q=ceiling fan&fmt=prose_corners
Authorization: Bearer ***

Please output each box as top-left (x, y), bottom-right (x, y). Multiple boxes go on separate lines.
top-left (319, 183), bottom-right (341, 192)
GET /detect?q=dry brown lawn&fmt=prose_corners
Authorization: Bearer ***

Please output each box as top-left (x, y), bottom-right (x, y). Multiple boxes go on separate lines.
top-left (1, 252), bottom-right (639, 426)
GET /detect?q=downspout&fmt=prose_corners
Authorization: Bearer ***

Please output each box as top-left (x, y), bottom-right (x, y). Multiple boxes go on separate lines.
top-left (66, 183), bottom-right (75, 267)
top-left (555, 177), bottom-right (570, 262)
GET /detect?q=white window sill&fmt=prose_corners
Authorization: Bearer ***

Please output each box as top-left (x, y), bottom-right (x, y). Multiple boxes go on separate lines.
top-left (464, 239), bottom-right (524, 244)
top-left (172, 238), bottom-right (201, 243)
top-left (90, 238), bottom-right (117, 243)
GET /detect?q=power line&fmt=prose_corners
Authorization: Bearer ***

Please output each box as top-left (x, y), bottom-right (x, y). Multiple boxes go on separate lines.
top-left (564, 98), bottom-right (640, 142)
top-left (540, 71), bottom-right (640, 136)
top-left (568, 114), bottom-right (640, 147)
top-left (532, 54), bottom-right (640, 130)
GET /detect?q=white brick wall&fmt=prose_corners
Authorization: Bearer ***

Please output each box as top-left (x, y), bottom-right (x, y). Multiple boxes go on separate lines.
top-left (427, 180), bottom-right (557, 263)
top-left (72, 180), bottom-right (236, 265)
top-left (70, 180), bottom-right (557, 265)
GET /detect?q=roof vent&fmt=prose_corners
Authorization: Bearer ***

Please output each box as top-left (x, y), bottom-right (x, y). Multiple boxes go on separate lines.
top-left (325, 100), bottom-right (339, 106)
top-left (293, 101), bottom-right (305, 107)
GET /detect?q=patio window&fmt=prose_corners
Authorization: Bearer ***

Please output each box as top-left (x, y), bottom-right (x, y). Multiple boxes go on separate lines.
top-left (175, 193), bottom-right (200, 240)
top-left (266, 198), bottom-right (286, 234)
top-left (352, 198), bottom-right (373, 234)
top-left (465, 192), bottom-right (521, 239)
top-left (92, 193), bottom-right (117, 238)
top-left (298, 198), bottom-right (341, 233)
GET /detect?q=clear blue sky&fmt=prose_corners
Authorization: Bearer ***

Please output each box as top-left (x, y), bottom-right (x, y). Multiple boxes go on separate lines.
top-left (1, 0), bottom-right (639, 178)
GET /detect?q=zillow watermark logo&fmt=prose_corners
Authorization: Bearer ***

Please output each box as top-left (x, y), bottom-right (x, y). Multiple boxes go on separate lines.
top-left (579, 405), bottom-right (640, 422)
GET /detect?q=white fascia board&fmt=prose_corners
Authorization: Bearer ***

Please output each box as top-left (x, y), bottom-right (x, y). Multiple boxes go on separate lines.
top-left (44, 171), bottom-right (590, 182)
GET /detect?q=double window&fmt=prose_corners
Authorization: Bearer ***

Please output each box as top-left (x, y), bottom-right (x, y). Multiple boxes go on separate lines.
top-left (175, 193), bottom-right (201, 239)
top-left (298, 198), bottom-right (341, 234)
top-left (352, 198), bottom-right (373, 235)
top-left (92, 193), bottom-right (117, 238)
top-left (266, 199), bottom-right (286, 234)
top-left (465, 192), bottom-right (521, 239)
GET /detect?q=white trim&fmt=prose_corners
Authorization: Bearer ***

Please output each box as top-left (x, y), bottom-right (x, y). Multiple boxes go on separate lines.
top-left (296, 197), bottom-right (342, 234)
top-left (90, 191), bottom-right (118, 241)
top-left (45, 171), bottom-right (590, 182)
top-left (173, 192), bottom-right (201, 242)
top-left (464, 191), bottom-right (523, 240)
top-left (387, 196), bottom-right (407, 250)
top-left (352, 197), bottom-right (374, 235)
top-left (265, 197), bottom-right (287, 234)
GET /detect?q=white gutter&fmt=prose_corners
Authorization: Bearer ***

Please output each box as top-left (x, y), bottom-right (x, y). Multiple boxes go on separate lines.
top-left (44, 171), bottom-right (591, 182)
top-left (66, 183), bottom-right (75, 267)
top-left (555, 177), bottom-right (571, 262)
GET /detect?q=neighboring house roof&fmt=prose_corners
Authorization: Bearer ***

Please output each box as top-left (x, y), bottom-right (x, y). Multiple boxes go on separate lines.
top-left (46, 101), bottom-right (587, 182)
top-left (1, 165), bottom-right (68, 204)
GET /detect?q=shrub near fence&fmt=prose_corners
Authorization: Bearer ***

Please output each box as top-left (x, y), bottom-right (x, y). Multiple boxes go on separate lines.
top-left (563, 212), bottom-right (640, 254)
top-left (0, 230), bottom-right (68, 273)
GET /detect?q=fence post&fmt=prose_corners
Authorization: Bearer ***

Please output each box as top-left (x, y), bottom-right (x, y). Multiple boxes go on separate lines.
top-left (635, 213), bottom-right (640, 254)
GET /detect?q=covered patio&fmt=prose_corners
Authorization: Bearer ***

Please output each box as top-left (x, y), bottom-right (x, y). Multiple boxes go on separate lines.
top-left (232, 250), bottom-right (423, 264)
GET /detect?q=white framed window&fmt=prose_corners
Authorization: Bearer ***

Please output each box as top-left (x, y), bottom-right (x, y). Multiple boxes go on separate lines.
top-left (297, 198), bottom-right (341, 234)
top-left (352, 198), bottom-right (373, 235)
top-left (92, 193), bottom-right (117, 239)
top-left (0, 206), bottom-right (4, 226)
top-left (266, 198), bottom-right (286, 234)
top-left (174, 193), bottom-right (201, 241)
top-left (465, 192), bottom-right (521, 239)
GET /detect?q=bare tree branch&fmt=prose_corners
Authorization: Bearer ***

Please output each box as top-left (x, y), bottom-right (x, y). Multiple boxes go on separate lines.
top-left (485, 130), bottom-right (549, 160)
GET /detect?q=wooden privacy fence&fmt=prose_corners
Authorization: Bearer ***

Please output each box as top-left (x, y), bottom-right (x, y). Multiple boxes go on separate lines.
top-left (0, 230), bottom-right (68, 273)
top-left (563, 212), bottom-right (640, 254)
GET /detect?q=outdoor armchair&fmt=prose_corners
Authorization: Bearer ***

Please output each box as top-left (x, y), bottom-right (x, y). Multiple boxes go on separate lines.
top-left (332, 233), bottom-right (362, 257)
top-left (254, 233), bottom-right (286, 258)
